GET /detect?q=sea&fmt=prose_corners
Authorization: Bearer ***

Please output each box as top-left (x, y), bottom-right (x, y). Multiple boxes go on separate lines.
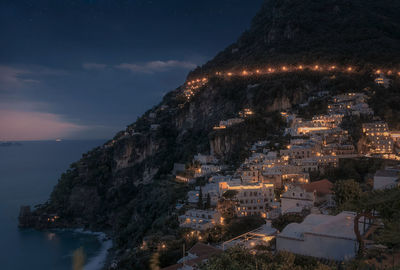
top-left (0, 140), bottom-right (111, 270)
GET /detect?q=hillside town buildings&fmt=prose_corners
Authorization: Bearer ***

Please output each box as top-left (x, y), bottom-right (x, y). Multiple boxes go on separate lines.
top-left (172, 88), bottom-right (399, 265)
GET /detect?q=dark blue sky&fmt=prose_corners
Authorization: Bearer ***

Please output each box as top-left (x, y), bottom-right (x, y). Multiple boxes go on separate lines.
top-left (0, 0), bottom-right (263, 140)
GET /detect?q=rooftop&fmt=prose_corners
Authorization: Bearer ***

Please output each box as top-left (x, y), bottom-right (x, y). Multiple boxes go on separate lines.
top-left (301, 179), bottom-right (333, 196)
top-left (375, 170), bottom-right (399, 178)
top-left (278, 211), bottom-right (359, 241)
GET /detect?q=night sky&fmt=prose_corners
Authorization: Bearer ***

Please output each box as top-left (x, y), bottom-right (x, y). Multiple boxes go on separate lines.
top-left (0, 0), bottom-right (263, 140)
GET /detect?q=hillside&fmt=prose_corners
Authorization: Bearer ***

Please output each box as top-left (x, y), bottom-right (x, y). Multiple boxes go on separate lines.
top-left (191, 0), bottom-right (400, 76)
top-left (19, 0), bottom-right (400, 269)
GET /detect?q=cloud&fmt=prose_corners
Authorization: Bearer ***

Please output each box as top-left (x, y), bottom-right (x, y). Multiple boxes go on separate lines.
top-left (0, 65), bottom-right (68, 93)
top-left (0, 66), bottom-right (36, 90)
top-left (82, 62), bottom-right (107, 70)
top-left (0, 109), bottom-right (88, 141)
top-left (115, 60), bottom-right (197, 73)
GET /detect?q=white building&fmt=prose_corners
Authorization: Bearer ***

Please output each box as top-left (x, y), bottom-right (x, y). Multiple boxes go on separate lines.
top-left (219, 182), bottom-right (275, 218)
top-left (373, 169), bottom-right (399, 190)
top-left (277, 211), bottom-right (368, 261)
top-left (194, 165), bottom-right (221, 177)
top-left (280, 185), bottom-right (315, 214)
top-left (193, 153), bottom-right (218, 165)
top-left (187, 183), bottom-right (220, 206)
top-left (178, 209), bottom-right (222, 231)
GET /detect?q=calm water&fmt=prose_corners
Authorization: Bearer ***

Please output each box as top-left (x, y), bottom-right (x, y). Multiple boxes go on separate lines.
top-left (0, 140), bottom-right (109, 270)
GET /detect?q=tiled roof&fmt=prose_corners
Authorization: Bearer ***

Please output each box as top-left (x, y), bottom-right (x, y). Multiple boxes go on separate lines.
top-left (302, 179), bottom-right (333, 196)
top-left (161, 243), bottom-right (222, 270)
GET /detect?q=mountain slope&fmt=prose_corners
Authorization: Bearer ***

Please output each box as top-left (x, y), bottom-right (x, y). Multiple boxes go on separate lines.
top-left (19, 0), bottom-right (400, 269)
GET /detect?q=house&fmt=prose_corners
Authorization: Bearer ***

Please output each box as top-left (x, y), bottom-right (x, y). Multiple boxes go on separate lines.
top-left (194, 165), bottom-right (221, 177)
top-left (276, 211), bottom-right (369, 261)
top-left (322, 143), bottom-right (356, 157)
top-left (187, 184), bottom-right (220, 206)
top-left (241, 167), bottom-right (260, 183)
top-left (301, 179), bottom-right (334, 206)
top-left (312, 114), bottom-right (343, 128)
top-left (280, 143), bottom-right (320, 159)
top-left (218, 182), bottom-right (275, 218)
top-left (373, 169), bottom-right (399, 190)
top-left (178, 209), bottom-right (222, 231)
top-left (193, 153), bottom-right (218, 165)
top-left (280, 185), bottom-right (315, 214)
top-left (362, 122), bottom-right (393, 154)
top-left (161, 243), bottom-right (222, 270)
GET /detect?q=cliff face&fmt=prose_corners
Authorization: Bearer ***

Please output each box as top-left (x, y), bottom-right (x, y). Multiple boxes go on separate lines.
top-left (19, 0), bottom-right (400, 269)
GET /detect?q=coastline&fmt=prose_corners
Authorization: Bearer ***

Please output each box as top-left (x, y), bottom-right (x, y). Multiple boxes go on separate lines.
top-left (55, 228), bottom-right (113, 270)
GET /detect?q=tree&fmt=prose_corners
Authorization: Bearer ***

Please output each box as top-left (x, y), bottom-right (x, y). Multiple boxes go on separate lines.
top-left (197, 187), bottom-right (203, 209)
top-left (72, 247), bottom-right (85, 270)
top-left (200, 245), bottom-right (331, 270)
top-left (205, 193), bottom-right (211, 209)
top-left (222, 190), bottom-right (238, 199)
top-left (272, 213), bottom-right (305, 231)
top-left (333, 179), bottom-right (361, 207)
